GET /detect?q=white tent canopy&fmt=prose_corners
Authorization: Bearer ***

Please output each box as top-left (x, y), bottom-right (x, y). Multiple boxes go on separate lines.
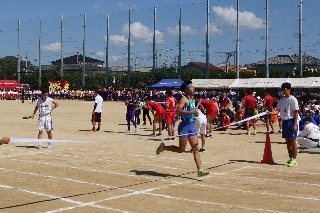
top-left (192, 77), bottom-right (320, 89)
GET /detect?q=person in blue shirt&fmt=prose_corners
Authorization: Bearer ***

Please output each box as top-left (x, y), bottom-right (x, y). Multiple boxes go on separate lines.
top-left (155, 80), bottom-right (209, 177)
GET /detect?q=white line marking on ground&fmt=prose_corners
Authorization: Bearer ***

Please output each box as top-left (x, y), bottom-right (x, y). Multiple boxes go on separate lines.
top-left (144, 192), bottom-right (286, 213)
top-left (0, 184), bottom-right (131, 213)
top-left (194, 183), bottom-right (320, 201)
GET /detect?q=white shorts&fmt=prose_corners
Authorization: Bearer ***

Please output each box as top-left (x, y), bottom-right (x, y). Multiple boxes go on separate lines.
top-left (195, 117), bottom-right (207, 135)
top-left (37, 114), bottom-right (53, 131)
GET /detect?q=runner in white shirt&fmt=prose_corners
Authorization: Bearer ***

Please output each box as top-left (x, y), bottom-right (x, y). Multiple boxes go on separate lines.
top-left (297, 117), bottom-right (320, 149)
top-left (91, 90), bottom-right (103, 132)
top-left (193, 108), bottom-right (207, 152)
top-left (31, 89), bottom-right (59, 149)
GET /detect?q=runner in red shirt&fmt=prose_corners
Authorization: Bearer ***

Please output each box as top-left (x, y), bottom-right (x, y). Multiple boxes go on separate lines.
top-left (218, 91), bottom-right (231, 110)
top-left (146, 97), bottom-right (165, 136)
top-left (165, 90), bottom-right (178, 140)
top-left (242, 90), bottom-right (258, 135)
top-left (217, 109), bottom-right (231, 131)
top-left (263, 89), bottom-right (275, 134)
top-left (194, 94), bottom-right (218, 138)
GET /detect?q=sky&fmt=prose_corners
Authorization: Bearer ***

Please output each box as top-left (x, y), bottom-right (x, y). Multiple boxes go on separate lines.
top-left (0, 0), bottom-right (319, 68)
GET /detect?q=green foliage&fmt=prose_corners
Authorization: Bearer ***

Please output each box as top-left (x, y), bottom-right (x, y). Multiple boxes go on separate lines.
top-left (1, 56), bottom-right (320, 90)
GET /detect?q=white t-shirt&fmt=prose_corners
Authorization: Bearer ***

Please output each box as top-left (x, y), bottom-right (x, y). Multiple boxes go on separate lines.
top-left (276, 95), bottom-right (299, 120)
top-left (37, 97), bottom-right (53, 115)
top-left (300, 123), bottom-right (320, 140)
top-left (94, 95), bottom-right (103, 113)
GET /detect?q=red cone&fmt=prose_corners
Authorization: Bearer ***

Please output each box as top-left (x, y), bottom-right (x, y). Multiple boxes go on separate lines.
top-left (258, 133), bottom-right (277, 165)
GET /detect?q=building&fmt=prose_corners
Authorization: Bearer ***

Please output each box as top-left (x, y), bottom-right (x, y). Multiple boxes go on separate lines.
top-left (252, 54), bottom-right (320, 73)
top-left (183, 62), bottom-right (223, 72)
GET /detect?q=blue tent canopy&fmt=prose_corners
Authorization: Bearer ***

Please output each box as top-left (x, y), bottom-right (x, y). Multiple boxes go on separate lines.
top-left (148, 79), bottom-right (183, 90)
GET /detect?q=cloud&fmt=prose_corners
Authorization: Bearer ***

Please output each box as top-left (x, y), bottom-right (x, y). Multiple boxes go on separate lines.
top-left (42, 42), bottom-right (60, 52)
top-left (166, 25), bottom-right (200, 36)
top-left (106, 34), bottom-right (134, 47)
top-left (93, 3), bottom-right (102, 9)
top-left (116, 2), bottom-right (136, 10)
top-left (123, 22), bottom-right (164, 44)
top-left (212, 6), bottom-right (264, 31)
top-left (207, 23), bottom-right (223, 36)
top-left (95, 51), bottom-right (105, 58)
top-left (110, 55), bottom-right (125, 61)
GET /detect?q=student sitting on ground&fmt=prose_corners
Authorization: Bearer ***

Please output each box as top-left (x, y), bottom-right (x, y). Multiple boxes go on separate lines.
top-left (297, 117), bottom-right (320, 149)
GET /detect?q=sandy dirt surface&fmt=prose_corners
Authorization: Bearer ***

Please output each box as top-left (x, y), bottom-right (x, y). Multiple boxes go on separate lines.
top-left (0, 99), bottom-right (319, 213)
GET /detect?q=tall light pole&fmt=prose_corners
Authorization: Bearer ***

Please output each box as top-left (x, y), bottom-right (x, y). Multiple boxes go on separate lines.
top-left (38, 18), bottom-right (42, 88)
top-left (105, 13), bottom-right (110, 88)
top-left (299, 0), bottom-right (303, 77)
top-left (178, 4), bottom-right (182, 79)
top-left (17, 19), bottom-right (21, 82)
top-left (153, 6), bottom-right (156, 72)
top-left (205, 0), bottom-right (210, 79)
top-left (82, 14), bottom-right (86, 87)
top-left (265, 0), bottom-right (269, 78)
top-left (236, 0), bottom-right (240, 78)
top-left (127, 9), bottom-right (131, 88)
top-left (60, 15), bottom-right (64, 77)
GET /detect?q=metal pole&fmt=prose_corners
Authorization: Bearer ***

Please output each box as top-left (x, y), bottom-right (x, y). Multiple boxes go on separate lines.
top-left (236, 0), bottom-right (240, 78)
top-left (105, 13), bottom-right (110, 88)
top-left (128, 9), bottom-right (131, 88)
top-left (178, 4), bottom-right (182, 79)
top-left (299, 0), bottom-right (303, 77)
top-left (153, 6), bottom-right (156, 72)
top-left (265, 0), bottom-right (269, 78)
top-left (38, 18), bottom-right (42, 88)
top-left (205, 0), bottom-right (209, 79)
top-left (17, 19), bottom-right (20, 82)
top-left (82, 14), bottom-right (86, 87)
top-left (60, 15), bottom-right (63, 77)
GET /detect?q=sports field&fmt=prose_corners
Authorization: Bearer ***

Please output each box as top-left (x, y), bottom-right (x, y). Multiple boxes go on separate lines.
top-left (0, 100), bottom-right (319, 213)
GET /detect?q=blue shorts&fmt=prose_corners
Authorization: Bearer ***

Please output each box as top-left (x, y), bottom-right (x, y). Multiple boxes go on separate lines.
top-left (178, 122), bottom-right (197, 138)
top-left (282, 119), bottom-right (298, 139)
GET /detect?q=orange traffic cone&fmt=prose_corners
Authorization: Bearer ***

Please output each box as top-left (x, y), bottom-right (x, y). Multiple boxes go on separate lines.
top-left (258, 133), bottom-right (277, 165)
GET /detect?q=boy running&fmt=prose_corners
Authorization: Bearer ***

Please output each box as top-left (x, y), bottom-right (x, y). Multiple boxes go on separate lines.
top-left (156, 80), bottom-right (209, 177)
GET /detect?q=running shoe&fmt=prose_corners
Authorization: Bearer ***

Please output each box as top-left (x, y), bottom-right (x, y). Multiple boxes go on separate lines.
top-left (156, 132), bottom-right (162, 136)
top-left (284, 159), bottom-right (291, 166)
top-left (169, 137), bottom-right (175, 141)
top-left (278, 129), bottom-right (282, 133)
top-left (125, 130), bottom-right (130, 134)
top-left (91, 128), bottom-right (96, 132)
top-left (96, 127), bottom-right (100, 131)
top-left (156, 142), bottom-right (165, 155)
top-left (150, 133), bottom-right (156, 137)
top-left (134, 127), bottom-right (138, 133)
top-left (37, 144), bottom-right (42, 149)
top-left (287, 161), bottom-right (297, 167)
top-left (199, 147), bottom-right (206, 152)
top-left (253, 131), bottom-right (257, 135)
top-left (142, 123), bottom-right (146, 126)
top-left (205, 134), bottom-right (211, 138)
top-left (269, 130), bottom-right (275, 134)
top-left (246, 132), bottom-right (250, 135)
top-left (47, 142), bottom-right (52, 149)
top-left (197, 169), bottom-right (209, 177)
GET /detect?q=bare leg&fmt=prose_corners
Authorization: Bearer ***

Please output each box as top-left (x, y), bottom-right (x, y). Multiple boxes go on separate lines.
top-left (164, 137), bottom-right (187, 153)
top-left (189, 135), bottom-right (202, 170)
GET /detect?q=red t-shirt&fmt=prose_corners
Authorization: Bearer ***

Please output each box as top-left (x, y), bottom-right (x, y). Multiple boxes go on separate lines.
top-left (242, 95), bottom-right (256, 109)
top-left (219, 97), bottom-right (231, 109)
top-left (263, 94), bottom-right (274, 108)
top-left (222, 114), bottom-right (231, 128)
top-left (165, 96), bottom-right (177, 112)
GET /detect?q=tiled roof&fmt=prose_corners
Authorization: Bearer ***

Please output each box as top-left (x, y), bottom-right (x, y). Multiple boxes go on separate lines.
top-left (253, 54), bottom-right (320, 66)
top-left (184, 62), bottom-right (223, 71)
top-left (51, 54), bottom-right (104, 65)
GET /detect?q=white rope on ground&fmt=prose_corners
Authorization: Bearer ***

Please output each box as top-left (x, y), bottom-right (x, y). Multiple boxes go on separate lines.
top-left (140, 111), bottom-right (267, 140)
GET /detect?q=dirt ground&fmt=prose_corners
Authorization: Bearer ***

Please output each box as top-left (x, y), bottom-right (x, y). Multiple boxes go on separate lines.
top-left (0, 99), bottom-right (319, 213)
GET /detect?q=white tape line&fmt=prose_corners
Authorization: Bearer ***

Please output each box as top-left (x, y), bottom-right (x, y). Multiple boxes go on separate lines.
top-left (9, 137), bottom-right (136, 143)
top-left (194, 183), bottom-right (320, 202)
top-left (0, 184), bottom-right (129, 213)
